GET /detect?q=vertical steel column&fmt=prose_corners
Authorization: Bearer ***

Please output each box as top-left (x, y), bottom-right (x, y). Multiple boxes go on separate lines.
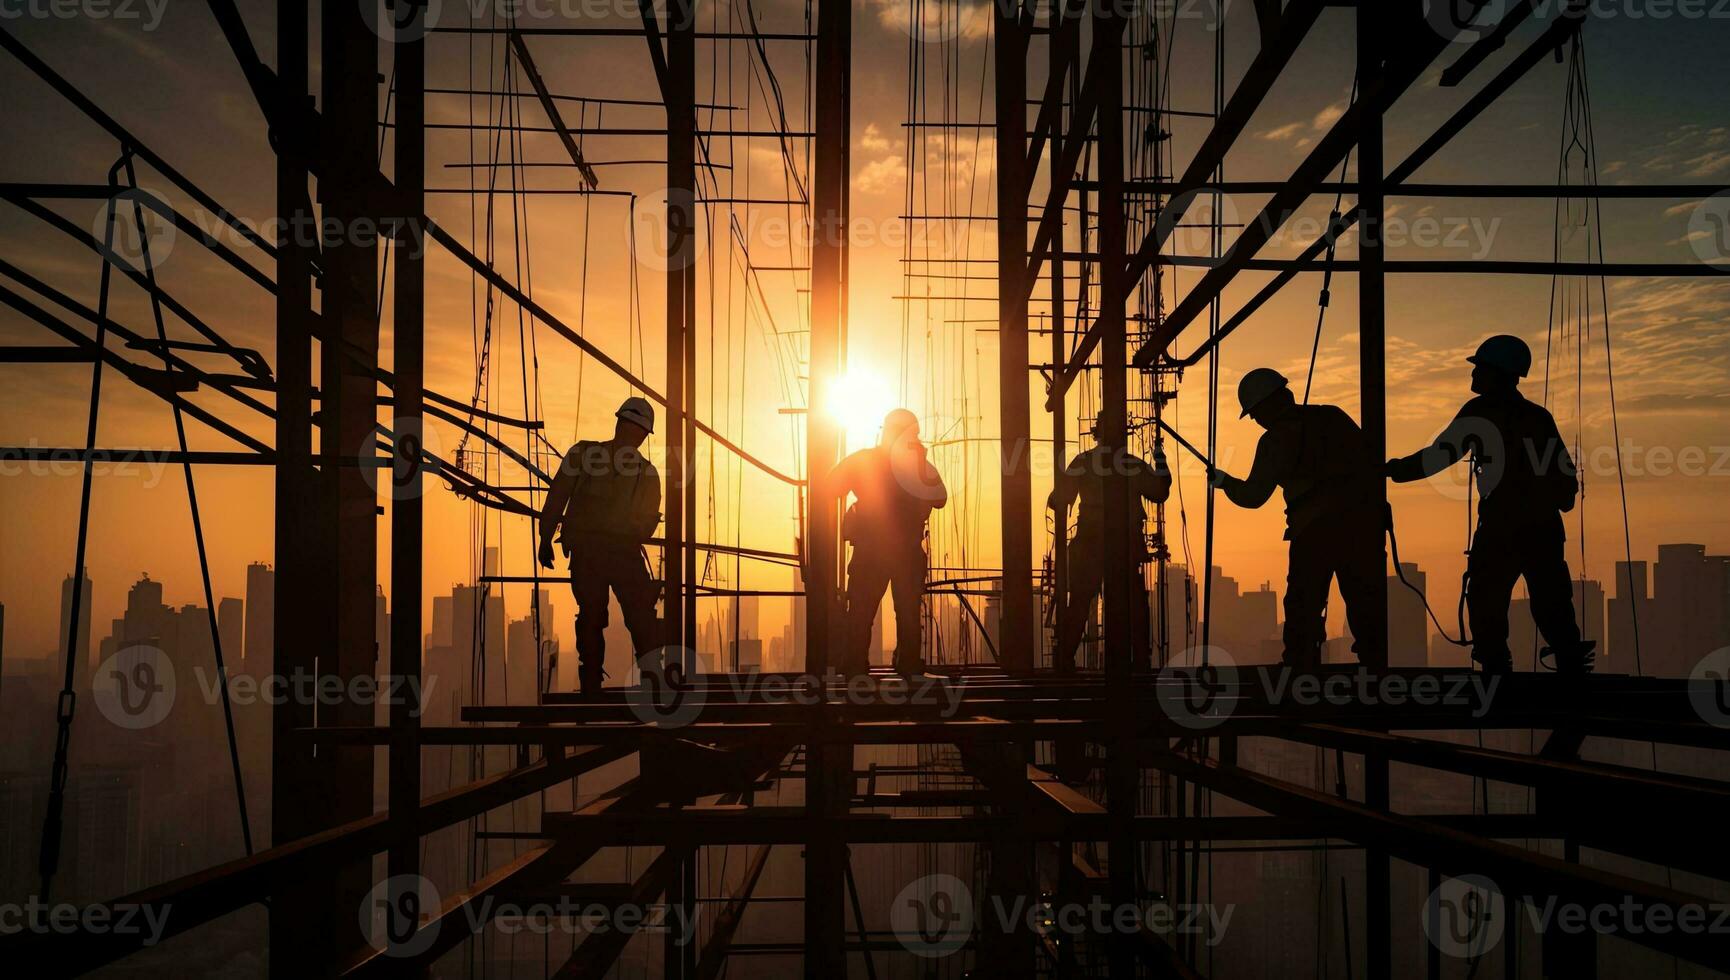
top-left (386, 4), bottom-right (425, 931)
top-left (806, 0), bottom-right (848, 675)
top-left (805, 1), bottom-right (850, 974)
top-left (269, 3), bottom-right (317, 974)
top-left (1358, 4), bottom-right (1392, 979)
top-left (318, 0), bottom-right (382, 850)
top-left (995, 0), bottom-right (1034, 671)
top-left (665, 0), bottom-right (695, 657)
top-left (1093, 0), bottom-right (1137, 974)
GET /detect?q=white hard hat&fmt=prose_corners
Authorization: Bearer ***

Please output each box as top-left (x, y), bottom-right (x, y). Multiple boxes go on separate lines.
top-left (616, 396), bottom-right (655, 433)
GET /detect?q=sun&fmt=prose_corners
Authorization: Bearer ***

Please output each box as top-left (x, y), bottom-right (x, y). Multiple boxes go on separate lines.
top-left (826, 367), bottom-right (896, 451)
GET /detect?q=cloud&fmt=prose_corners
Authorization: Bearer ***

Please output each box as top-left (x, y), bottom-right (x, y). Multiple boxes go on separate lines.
top-left (1259, 122), bottom-right (1307, 142)
top-left (860, 122), bottom-right (900, 154)
top-left (855, 154), bottom-right (908, 195)
top-left (1312, 101), bottom-right (1347, 129)
top-left (871, 0), bottom-right (991, 41)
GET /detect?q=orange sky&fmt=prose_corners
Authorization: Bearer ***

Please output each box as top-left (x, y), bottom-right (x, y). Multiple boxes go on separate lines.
top-left (2, 4), bottom-right (1727, 667)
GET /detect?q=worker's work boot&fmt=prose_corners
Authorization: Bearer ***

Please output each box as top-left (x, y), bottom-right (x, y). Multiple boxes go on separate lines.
top-left (1546, 640), bottom-right (1597, 676)
top-left (1472, 647), bottom-right (1513, 675)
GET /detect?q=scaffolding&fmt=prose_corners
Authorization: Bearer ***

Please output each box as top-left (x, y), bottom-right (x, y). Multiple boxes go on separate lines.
top-left (3, 0), bottom-right (1729, 977)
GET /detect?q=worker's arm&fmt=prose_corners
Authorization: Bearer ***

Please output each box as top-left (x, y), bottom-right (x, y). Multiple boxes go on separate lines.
top-left (629, 459), bottom-right (663, 541)
top-left (1386, 404), bottom-right (1475, 483)
top-left (1211, 432), bottom-right (1288, 509)
top-left (1536, 409), bottom-right (1580, 512)
top-left (1136, 448), bottom-right (1173, 505)
top-left (538, 445), bottom-right (582, 567)
top-left (820, 451), bottom-right (861, 509)
top-left (1048, 455), bottom-right (1082, 512)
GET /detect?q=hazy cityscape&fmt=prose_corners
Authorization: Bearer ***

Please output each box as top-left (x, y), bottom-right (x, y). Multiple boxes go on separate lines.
top-left (6, 540), bottom-right (1727, 936)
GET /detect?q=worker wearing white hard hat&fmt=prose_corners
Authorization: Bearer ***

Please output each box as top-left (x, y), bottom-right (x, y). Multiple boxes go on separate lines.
top-left (1387, 335), bottom-right (1593, 675)
top-left (538, 396), bottom-right (664, 695)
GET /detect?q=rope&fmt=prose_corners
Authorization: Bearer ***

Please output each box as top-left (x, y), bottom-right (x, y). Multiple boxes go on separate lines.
top-left (124, 153), bottom-right (254, 853)
top-left (37, 149), bottom-right (128, 901)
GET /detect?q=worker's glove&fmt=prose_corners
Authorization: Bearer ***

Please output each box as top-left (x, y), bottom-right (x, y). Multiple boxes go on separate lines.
top-left (537, 539), bottom-right (557, 570)
top-left (1206, 467), bottom-right (1231, 490)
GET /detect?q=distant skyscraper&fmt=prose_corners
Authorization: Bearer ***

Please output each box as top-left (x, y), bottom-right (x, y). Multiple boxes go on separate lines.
top-left (1154, 563), bottom-right (1197, 661)
top-left (217, 597), bottom-right (244, 673)
top-left (60, 569), bottom-right (94, 680)
top-left (1388, 562), bottom-right (1428, 669)
top-left (1608, 560), bottom-right (1651, 674)
top-left (243, 562), bottom-right (273, 676)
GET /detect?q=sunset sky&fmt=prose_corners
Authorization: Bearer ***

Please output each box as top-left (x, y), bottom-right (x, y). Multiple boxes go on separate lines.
top-left (1, 2), bottom-right (1727, 668)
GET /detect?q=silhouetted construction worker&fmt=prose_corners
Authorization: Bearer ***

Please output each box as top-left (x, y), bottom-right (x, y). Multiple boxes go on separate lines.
top-left (1387, 335), bottom-right (1592, 674)
top-left (825, 408), bottom-right (947, 676)
top-left (1047, 413), bottom-right (1172, 673)
top-left (538, 396), bottom-right (662, 695)
top-left (1209, 369), bottom-right (1388, 669)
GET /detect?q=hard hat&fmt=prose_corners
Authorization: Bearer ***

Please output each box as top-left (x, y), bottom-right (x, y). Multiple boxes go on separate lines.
top-left (616, 396), bottom-right (655, 433)
top-left (881, 408), bottom-right (919, 443)
top-left (1088, 407), bottom-right (1125, 437)
top-left (1467, 334), bottom-right (1532, 378)
top-left (1237, 368), bottom-right (1289, 418)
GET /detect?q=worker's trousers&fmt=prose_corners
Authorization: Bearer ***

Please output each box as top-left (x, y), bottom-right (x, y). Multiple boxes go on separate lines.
top-left (1466, 511), bottom-right (1582, 665)
top-left (566, 535), bottom-right (661, 675)
top-left (843, 540), bottom-right (926, 674)
top-left (1284, 520), bottom-right (1388, 669)
top-left (1053, 541), bottom-right (1151, 671)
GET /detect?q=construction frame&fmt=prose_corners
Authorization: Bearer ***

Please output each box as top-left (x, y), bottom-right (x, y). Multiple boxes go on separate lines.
top-left (3, 0), bottom-right (1729, 977)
